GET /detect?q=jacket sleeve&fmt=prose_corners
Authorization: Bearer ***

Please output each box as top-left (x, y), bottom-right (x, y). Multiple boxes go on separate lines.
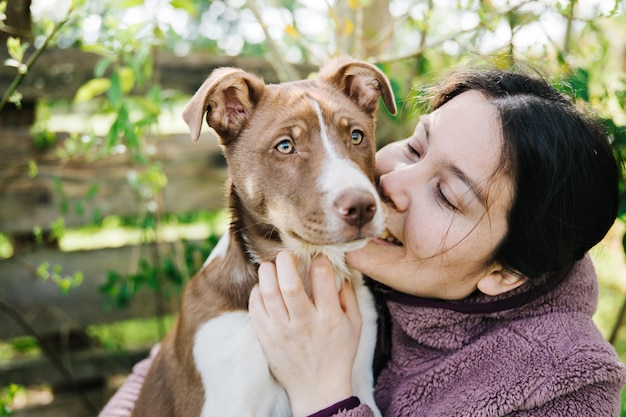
top-left (510, 381), bottom-right (622, 417)
top-left (331, 404), bottom-right (378, 417)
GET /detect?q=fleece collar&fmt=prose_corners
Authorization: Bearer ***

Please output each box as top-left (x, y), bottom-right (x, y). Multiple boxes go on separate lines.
top-left (375, 255), bottom-right (598, 350)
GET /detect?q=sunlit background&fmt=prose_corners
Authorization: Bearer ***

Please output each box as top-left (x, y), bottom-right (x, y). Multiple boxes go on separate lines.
top-left (1, 0), bottom-right (625, 415)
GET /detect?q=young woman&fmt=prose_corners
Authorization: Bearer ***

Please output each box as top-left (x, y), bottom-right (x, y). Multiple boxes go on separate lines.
top-left (247, 69), bottom-right (626, 416)
top-left (99, 68), bottom-right (625, 417)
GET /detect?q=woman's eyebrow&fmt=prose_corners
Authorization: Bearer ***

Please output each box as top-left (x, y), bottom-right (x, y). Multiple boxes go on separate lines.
top-left (445, 163), bottom-right (488, 207)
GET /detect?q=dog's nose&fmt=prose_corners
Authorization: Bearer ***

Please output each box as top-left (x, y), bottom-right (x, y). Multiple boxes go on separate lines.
top-left (334, 190), bottom-right (377, 228)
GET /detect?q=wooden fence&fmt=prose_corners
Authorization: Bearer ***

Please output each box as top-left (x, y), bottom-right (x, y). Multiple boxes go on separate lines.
top-left (0, 108), bottom-right (231, 417)
top-left (0, 129), bottom-right (228, 338)
top-left (0, 29), bottom-right (317, 414)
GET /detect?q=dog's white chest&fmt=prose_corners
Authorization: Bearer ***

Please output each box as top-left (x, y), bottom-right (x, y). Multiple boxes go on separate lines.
top-left (193, 311), bottom-right (291, 417)
top-left (192, 282), bottom-right (381, 417)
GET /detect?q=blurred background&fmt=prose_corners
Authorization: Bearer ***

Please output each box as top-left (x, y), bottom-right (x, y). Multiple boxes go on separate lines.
top-left (0, 0), bottom-right (625, 415)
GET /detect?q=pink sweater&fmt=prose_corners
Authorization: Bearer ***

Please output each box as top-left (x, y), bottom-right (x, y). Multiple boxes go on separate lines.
top-left (99, 256), bottom-right (626, 416)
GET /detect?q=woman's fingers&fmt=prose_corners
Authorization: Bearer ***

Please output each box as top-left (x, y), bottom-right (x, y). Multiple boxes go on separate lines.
top-left (253, 251), bottom-right (360, 326)
top-left (254, 251), bottom-right (315, 324)
top-left (249, 251), bottom-right (362, 413)
top-left (275, 251), bottom-right (314, 320)
top-left (338, 281), bottom-right (362, 330)
top-left (310, 255), bottom-right (341, 312)
top-left (255, 260), bottom-right (289, 319)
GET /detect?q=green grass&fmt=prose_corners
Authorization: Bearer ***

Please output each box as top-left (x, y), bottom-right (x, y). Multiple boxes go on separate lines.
top-left (0, 337), bottom-right (41, 364)
top-left (87, 316), bottom-right (175, 351)
top-left (60, 210), bottom-right (230, 252)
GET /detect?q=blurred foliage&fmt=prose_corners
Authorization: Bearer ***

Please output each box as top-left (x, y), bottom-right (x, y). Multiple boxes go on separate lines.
top-left (2, 3), bottom-right (623, 412)
top-left (1, 0), bottom-right (625, 334)
top-left (100, 233), bottom-right (220, 310)
top-left (86, 315), bottom-right (176, 351)
top-left (0, 384), bottom-right (23, 417)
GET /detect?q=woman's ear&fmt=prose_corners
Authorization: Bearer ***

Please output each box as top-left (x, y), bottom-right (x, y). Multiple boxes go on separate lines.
top-left (477, 268), bottom-right (526, 296)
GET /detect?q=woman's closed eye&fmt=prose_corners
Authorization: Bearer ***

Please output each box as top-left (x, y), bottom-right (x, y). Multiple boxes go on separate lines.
top-left (436, 183), bottom-right (458, 211)
top-left (407, 142), bottom-right (421, 159)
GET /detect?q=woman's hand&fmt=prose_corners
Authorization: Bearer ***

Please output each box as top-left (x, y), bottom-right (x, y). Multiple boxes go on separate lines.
top-left (249, 251), bottom-right (363, 417)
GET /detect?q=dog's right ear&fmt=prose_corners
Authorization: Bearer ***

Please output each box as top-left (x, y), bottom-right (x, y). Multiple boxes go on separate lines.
top-left (182, 68), bottom-right (266, 143)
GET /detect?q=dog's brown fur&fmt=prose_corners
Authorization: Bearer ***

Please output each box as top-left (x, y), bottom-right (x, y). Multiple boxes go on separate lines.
top-left (130, 56), bottom-right (396, 417)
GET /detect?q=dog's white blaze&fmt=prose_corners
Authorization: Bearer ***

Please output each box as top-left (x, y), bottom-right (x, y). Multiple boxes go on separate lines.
top-left (194, 311), bottom-right (291, 417)
top-left (311, 100), bottom-right (385, 233)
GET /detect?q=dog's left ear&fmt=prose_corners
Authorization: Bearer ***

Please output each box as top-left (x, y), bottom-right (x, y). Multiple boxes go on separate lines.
top-left (318, 56), bottom-right (397, 116)
top-left (182, 67), bottom-right (266, 143)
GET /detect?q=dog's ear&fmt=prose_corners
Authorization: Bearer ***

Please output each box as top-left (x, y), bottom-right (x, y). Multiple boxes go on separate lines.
top-left (318, 56), bottom-right (397, 116)
top-left (182, 68), bottom-right (266, 143)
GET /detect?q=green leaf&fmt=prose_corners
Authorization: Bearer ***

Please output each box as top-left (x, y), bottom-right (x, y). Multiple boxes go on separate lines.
top-left (117, 0), bottom-right (144, 7)
top-left (8, 91), bottom-right (22, 107)
top-left (119, 66), bottom-right (135, 94)
top-left (616, 90), bottom-right (626, 112)
top-left (125, 123), bottom-right (139, 149)
top-left (171, 0), bottom-right (197, 15)
top-left (107, 105), bottom-right (128, 147)
top-left (36, 262), bottom-right (50, 280)
top-left (86, 183), bottom-right (100, 200)
top-left (107, 70), bottom-right (123, 107)
top-left (28, 160), bottom-right (38, 178)
top-left (94, 56), bottom-right (113, 77)
top-left (6, 36), bottom-right (28, 63)
top-left (75, 200), bottom-right (84, 216)
top-left (75, 78), bottom-right (111, 102)
top-left (50, 217), bottom-right (65, 240)
top-left (60, 198), bottom-right (69, 214)
top-left (564, 68), bottom-right (590, 102)
top-left (81, 43), bottom-right (113, 57)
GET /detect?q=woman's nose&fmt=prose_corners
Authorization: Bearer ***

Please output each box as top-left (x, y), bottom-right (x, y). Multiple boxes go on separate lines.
top-left (378, 170), bottom-right (411, 212)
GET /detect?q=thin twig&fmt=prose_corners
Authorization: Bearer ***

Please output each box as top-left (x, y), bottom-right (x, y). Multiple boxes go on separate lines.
top-left (563, 0), bottom-right (577, 55)
top-left (245, 0), bottom-right (300, 82)
top-left (0, 15), bottom-right (70, 112)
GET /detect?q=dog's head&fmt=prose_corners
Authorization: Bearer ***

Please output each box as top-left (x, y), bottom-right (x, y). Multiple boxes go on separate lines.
top-left (182, 56), bottom-right (396, 261)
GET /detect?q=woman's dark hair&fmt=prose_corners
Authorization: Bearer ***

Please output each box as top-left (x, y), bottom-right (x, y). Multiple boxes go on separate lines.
top-left (428, 68), bottom-right (621, 281)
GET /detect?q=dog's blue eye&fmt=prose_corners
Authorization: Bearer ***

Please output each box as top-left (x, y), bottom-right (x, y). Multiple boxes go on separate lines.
top-left (276, 139), bottom-right (295, 154)
top-left (351, 130), bottom-right (364, 145)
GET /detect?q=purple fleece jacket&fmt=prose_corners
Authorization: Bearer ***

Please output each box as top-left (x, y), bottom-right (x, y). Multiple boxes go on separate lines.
top-left (99, 256), bottom-right (625, 417)
top-left (341, 255), bottom-right (626, 416)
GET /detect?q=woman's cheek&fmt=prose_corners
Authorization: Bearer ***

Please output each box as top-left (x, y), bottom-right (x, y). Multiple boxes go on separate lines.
top-left (408, 218), bottom-right (443, 259)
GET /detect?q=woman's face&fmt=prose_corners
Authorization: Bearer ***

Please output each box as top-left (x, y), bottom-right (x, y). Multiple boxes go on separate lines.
top-left (347, 90), bottom-right (517, 300)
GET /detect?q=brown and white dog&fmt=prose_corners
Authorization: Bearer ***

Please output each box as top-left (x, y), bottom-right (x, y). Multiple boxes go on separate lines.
top-left (130, 56), bottom-right (396, 417)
